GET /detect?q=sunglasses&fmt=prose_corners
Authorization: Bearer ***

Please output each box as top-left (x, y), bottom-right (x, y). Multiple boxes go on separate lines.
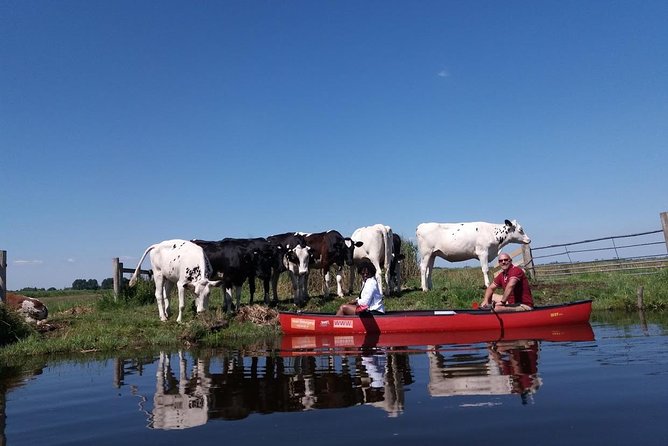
top-left (498, 259), bottom-right (511, 263)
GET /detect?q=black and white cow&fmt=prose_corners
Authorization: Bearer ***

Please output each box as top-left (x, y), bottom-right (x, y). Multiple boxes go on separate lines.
top-left (129, 239), bottom-right (220, 322)
top-left (349, 224), bottom-right (394, 296)
top-left (266, 232), bottom-right (311, 305)
top-left (416, 219), bottom-right (531, 290)
top-left (301, 230), bottom-right (363, 301)
top-left (192, 238), bottom-right (275, 312)
top-left (388, 232), bottom-right (405, 295)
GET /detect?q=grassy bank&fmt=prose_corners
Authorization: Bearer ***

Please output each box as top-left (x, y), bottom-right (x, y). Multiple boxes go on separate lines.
top-left (1, 267), bottom-right (666, 361)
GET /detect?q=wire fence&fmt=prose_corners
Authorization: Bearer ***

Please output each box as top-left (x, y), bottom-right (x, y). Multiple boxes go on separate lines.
top-left (528, 228), bottom-right (668, 279)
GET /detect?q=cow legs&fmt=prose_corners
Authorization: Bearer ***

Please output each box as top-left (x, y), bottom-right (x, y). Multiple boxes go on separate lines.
top-left (335, 266), bottom-right (346, 298)
top-left (271, 270), bottom-right (282, 305)
top-left (262, 276), bottom-right (271, 305)
top-left (420, 253), bottom-right (436, 291)
top-left (298, 272), bottom-right (309, 305)
top-left (176, 282), bottom-right (187, 323)
top-left (153, 274), bottom-right (169, 322)
top-left (479, 254), bottom-right (491, 287)
top-left (223, 287), bottom-right (234, 313)
top-left (163, 280), bottom-right (173, 318)
top-left (248, 277), bottom-right (256, 305)
top-left (348, 266), bottom-right (356, 295)
top-left (234, 286), bottom-right (242, 310)
top-left (323, 270), bottom-right (331, 298)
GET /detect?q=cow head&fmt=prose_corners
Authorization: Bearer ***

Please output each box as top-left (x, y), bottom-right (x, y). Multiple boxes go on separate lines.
top-left (286, 244), bottom-right (311, 275)
top-left (193, 279), bottom-right (221, 313)
top-left (504, 219), bottom-right (531, 244)
top-left (342, 238), bottom-right (364, 265)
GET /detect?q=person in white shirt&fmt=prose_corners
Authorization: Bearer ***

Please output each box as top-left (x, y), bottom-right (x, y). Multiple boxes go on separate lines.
top-left (336, 260), bottom-right (385, 315)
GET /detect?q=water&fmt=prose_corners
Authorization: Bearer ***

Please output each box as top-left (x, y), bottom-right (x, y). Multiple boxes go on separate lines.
top-left (2, 319), bottom-right (667, 446)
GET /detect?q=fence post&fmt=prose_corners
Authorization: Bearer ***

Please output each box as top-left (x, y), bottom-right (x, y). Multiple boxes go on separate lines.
top-left (112, 258), bottom-right (122, 301)
top-left (0, 250), bottom-right (6, 303)
top-left (661, 212), bottom-right (668, 252)
top-left (522, 245), bottom-right (535, 279)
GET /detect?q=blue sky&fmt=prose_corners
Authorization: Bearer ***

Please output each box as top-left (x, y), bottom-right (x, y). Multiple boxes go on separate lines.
top-left (2, 0), bottom-right (666, 290)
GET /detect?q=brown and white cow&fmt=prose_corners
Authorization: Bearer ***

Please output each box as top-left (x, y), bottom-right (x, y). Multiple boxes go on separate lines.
top-left (300, 230), bottom-right (362, 303)
top-left (129, 239), bottom-right (220, 322)
top-left (5, 292), bottom-right (49, 322)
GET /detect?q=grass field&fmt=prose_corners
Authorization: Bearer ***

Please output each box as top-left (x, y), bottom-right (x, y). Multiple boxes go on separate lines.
top-left (2, 265), bottom-right (667, 361)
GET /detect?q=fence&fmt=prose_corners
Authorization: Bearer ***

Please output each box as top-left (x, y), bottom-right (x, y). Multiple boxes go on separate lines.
top-left (521, 212), bottom-right (668, 280)
top-left (112, 258), bottom-right (151, 300)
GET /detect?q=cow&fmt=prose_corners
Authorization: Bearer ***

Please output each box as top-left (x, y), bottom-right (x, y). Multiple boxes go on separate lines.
top-left (266, 232), bottom-right (311, 305)
top-left (129, 240), bottom-right (220, 322)
top-left (5, 292), bottom-right (48, 322)
top-left (301, 230), bottom-right (363, 301)
top-left (416, 219), bottom-right (531, 290)
top-left (192, 238), bottom-right (276, 313)
top-left (348, 224), bottom-right (394, 296)
top-left (388, 232), bottom-right (405, 295)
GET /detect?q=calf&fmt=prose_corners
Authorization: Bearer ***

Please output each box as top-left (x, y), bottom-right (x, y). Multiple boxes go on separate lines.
top-left (266, 232), bottom-right (311, 305)
top-left (5, 292), bottom-right (48, 322)
top-left (302, 230), bottom-right (363, 301)
top-left (192, 238), bottom-right (275, 312)
top-left (416, 219), bottom-right (530, 289)
top-left (129, 239), bottom-right (220, 322)
top-left (348, 224), bottom-right (393, 296)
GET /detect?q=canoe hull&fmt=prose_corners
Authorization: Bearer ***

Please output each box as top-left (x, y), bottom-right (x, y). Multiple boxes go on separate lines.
top-left (279, 300), bottom-right (592, 335)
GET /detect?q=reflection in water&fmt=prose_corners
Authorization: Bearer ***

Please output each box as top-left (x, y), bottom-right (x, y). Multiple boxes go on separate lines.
top-left (428, 340), bottom-right (541, 404)
top-left (144, 347), bottom-right (413, 428)
top-left (151, 352), bottom-right (210, 429)
top-left (139, 325), bottom-right (594, 429)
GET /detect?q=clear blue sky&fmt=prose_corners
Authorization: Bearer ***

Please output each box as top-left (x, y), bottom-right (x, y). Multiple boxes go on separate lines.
top-left (2, 0), bottom-right (666, 290)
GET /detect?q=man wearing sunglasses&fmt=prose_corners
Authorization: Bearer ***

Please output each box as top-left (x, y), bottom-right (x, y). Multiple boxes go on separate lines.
top-left (480, 253), bottom-right (533, 311)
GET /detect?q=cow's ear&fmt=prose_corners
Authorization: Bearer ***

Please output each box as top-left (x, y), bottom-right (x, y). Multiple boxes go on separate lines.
top-left (355, 241), bottom-right (364, 247)
top-left (505, 219), bottom-right (513, 227)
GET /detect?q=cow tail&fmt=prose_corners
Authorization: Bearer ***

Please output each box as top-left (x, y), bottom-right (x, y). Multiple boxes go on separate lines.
top-left (129, 244), bottom-right (155, 287)
top-left (384, 227), bottom-right (393, 273)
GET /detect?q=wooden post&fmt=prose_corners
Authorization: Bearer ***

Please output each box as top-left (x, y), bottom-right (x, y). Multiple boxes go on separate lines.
top-left (661, 212), bottom-right (668, 253)
top-left (112, 257), bottom-right (122, 301)
top-left (636, 286), bottom-right (644, 310)
top-left (522, 245), bottom-right (535, 279)
top-left (0, 250), bottom-right (6, 304)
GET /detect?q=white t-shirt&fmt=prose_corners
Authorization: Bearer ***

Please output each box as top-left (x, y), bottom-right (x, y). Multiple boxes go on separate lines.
top-left (357, 277), bottom-right (385, 313)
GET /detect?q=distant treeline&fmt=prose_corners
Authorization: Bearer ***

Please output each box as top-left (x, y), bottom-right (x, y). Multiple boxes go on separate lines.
top-left (19, 278), bottom-right (116, 292)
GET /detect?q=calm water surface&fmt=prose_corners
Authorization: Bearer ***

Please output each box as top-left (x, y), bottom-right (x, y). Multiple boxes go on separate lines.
top-left (1, 318), bottom-right (667, 446)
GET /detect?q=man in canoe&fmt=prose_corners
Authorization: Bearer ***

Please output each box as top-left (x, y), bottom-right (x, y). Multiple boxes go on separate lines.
top-left (480, 253), bottom-right (533, 312)
top-left (336, 260), bottom-right (386, 315)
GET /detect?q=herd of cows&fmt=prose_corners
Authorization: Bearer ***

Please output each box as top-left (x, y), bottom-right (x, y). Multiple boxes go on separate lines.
top-left (128, 219), bottom-right (531, 322)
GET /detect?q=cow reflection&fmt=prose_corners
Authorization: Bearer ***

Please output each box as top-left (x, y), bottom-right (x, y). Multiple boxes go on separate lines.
top-left (428, 340), bottom-right (541, 404)
top-left (150, 351), bottom-right (210, 429)
top-left (148, 349), bottom-right (413, 428)
top-left (285, 350), bottom-right (412, 417)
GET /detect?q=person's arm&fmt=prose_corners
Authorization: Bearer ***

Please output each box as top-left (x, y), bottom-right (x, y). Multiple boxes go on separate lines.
top-left (499, 277), bottom-right (519, 304)
top-left (482, 282), bottom-right (498, 305)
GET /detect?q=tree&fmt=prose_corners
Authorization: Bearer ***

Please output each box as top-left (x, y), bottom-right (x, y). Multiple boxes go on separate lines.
top-left (71, 279), bottom-right (100, 290)
top-left (101, 278), bottom-right (113, 289)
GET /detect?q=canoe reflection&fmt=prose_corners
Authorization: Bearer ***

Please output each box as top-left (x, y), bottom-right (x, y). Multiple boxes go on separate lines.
top-left (145, 324), bottom-right (594, 429)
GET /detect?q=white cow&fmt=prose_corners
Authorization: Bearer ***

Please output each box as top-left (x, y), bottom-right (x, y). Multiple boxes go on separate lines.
top-left (129, 239), bottom-right (220, 322)
top-left (416, 219), bottom-right (531, 290)
top-left (349, 224), bottom-right (394, 296)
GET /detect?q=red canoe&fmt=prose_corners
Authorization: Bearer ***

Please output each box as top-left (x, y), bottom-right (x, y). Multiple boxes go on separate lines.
top-left (279, 300), bottom-right (592, 335)
top-left (280, 323), bottom-right (595, 355)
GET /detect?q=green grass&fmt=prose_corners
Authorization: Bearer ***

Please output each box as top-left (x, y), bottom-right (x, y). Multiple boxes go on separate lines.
top-left (2, 265), bottom-right (666, 361)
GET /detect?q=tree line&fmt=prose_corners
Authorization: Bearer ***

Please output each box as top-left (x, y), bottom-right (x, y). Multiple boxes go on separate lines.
top-left (19, 278), bottom-right (115, 292)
